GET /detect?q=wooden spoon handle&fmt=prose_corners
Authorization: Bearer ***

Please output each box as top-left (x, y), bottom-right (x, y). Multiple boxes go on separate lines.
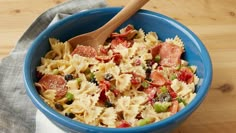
top-left (95, 0), bottom-right (150, 39)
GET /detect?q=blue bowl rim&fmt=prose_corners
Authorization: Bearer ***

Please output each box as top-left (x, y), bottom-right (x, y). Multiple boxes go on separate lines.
top-left (23, 7), bottom-right (212, 132)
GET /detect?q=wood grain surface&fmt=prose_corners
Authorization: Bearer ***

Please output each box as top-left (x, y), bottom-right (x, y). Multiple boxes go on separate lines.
top-left (1, 0), bottom-right (236, 133)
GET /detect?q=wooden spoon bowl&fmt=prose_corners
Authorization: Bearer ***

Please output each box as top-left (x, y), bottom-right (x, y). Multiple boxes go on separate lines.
top-left (68, 0), bottom-right (150, 50)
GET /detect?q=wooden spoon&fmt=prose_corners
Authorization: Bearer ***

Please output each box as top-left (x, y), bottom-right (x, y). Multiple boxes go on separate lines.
top-left (68, 0), bottom-right (150, 49)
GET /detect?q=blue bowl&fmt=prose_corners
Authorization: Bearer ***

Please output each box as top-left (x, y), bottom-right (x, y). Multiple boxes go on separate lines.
top-left (23, 7), bottom-right (212, 133)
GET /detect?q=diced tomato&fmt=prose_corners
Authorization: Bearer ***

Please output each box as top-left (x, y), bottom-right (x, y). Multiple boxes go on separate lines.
top-left (112, 53), bottom-right (122, 65)
top-left (150, 70), bottom-right (167, 86)
top-left (157, 66), bottom-right (163, 70)
top-left (177, 67), bottom-right (194, 84)
top-left (113, 89), bottom-right (120, 97)
top-left (129, 72), bottom-right (145, 87)
top-left (98, 80), bottom-right (111, 102)
top-left (167, 86), bottom-right (177, 99)
top-left (117, 120), bottom-right (131, 128)
top-left (169, 100), bottom-right (179, 115)
top-left (71, 45), bottom-right (97, 57)
top-left (131, 77), bottom-right (141, 85)
top-left (99, 83), bottom-right (108, 91)
top-left (130, 73), bottom-right (142, 85)
top-left (99, 80), bottom-right (111, 91)
top-left (169, 91), bottom-right (177, 99)
top-left (99, 89), bottom-right (107, 102)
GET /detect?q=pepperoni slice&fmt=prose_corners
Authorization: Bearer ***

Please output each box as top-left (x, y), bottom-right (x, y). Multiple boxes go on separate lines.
top-left (36, 74), bottom-right (67, 99)
top-left (125, 25), bottom-right (135, 32)
top-left (99, 46), bottom-right (109, 55)
top-left (150, 44), bottom-right (162, 58)
top-left (71, 45), bottom-right (97, 57)
top-left (151, 42), bottom-right (183, 67)
top-left (111, 31), bottom-right (132, 38)
top-left (111, 37), bottom-right (126, 48)
top-left (111, 25), bottom-right (135, 38)
top-left (95, 52), bottom-right (122, 64)
top-left (111, 30), bottom-right (137, 39)
top-left (95, 55), bottom-right (112, 62)
top-left (150, 70), bottom-right (167, 86)
top-left (110, 36), bottom-right (134, 49)
top-left (168, 100), bottom-right (179, 115)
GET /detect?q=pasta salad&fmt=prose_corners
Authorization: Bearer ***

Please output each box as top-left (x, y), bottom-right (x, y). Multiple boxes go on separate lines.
top-left (35, 25), bottom-right (199, 128)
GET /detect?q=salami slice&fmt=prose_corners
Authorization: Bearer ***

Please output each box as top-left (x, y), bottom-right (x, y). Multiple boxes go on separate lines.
top-left (36, 74), bottom-right (67, 99)
top-left (95, 55), bottom-right (112, 62)
top-left (150, 44), bottom-right (161, 58)
top-left (95, 52), bottom-right (122, 64)
top-left (111, 37), bottom-right (127, 48)
top-left (71, 45), bottom-right (97, 57)
top-left (150, 70), bottom-right (167, 86)
top-left (151, 43), bottom-right (183, 67)
top-left (111, 25), bottom-right (135, 38)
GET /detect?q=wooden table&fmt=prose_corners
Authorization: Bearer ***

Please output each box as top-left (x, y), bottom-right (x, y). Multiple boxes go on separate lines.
top-left (1, 0), bottom-right (235, 132)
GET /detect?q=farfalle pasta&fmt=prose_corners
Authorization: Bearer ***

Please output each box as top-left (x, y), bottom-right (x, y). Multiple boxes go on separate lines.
top-left (35, 24), bottom-right (199, 128)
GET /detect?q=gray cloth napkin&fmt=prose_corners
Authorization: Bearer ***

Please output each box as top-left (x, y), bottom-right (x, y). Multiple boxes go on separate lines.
top-left (0, 0), bottom-right (107, 133)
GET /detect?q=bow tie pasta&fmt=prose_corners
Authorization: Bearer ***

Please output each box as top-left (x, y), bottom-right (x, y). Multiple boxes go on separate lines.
top-left (35, 24), bottom-right (199, 128)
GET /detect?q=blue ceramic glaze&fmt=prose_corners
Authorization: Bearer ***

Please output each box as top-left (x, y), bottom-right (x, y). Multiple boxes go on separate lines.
top-left (24, 7), bottom-right (212, 133)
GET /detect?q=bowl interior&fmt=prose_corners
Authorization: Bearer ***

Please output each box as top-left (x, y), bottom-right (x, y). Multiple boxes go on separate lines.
top-left (24, 7), bottom-right (212, 133)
